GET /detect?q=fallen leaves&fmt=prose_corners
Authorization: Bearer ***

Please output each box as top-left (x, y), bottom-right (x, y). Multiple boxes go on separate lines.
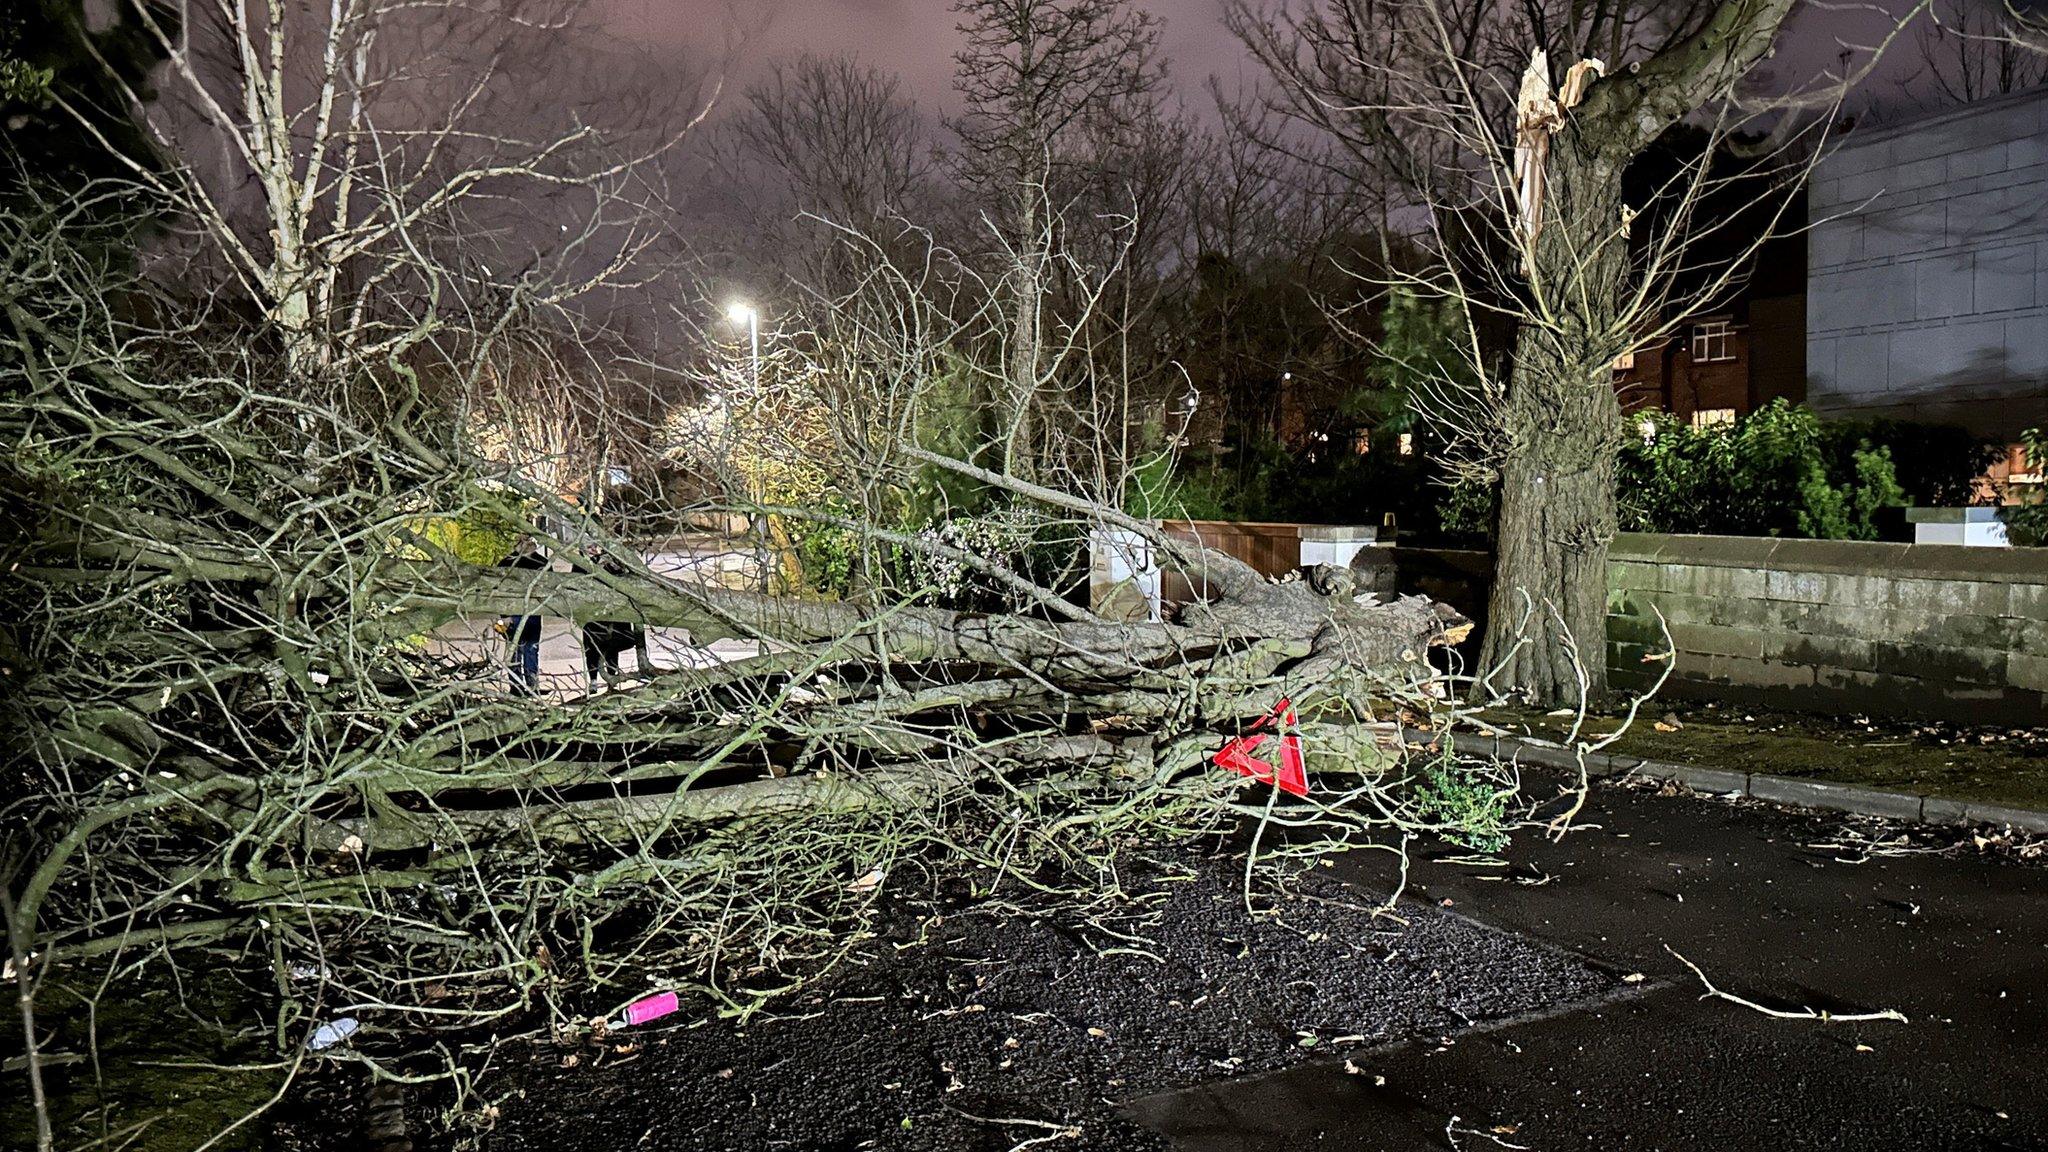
top-left (1341, 1059), bottom-right (1387, 1087)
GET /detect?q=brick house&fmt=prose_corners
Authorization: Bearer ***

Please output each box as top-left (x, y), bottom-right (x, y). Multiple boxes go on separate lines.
top-left (1611, 209), bottom-right (1808, 426)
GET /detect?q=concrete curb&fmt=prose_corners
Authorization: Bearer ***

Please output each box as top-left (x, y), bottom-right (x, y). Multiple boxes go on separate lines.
top-left (1407, 729), bottom-right (2048, 834)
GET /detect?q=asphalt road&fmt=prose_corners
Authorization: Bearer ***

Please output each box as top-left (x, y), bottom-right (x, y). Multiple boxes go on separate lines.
top-left (1124, 781), bottom-right (2048, 1151)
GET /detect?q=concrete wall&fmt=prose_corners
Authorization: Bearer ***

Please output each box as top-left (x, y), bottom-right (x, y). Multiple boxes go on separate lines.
top-left (1608, 535), bottom-right (2048, 721)
top-left (1358, 534), bottom-right (2048, 722)
top-left (1805, 86), bottom-right (2048, 439)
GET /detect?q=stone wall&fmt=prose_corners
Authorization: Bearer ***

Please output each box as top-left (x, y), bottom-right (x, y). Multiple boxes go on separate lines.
top-left (1358, 534), bottom-right (2048, 722)
top-left (1607, 535), bottom-right (2047, 721)
top-left (1804, 85), bottom-right (2048, 439)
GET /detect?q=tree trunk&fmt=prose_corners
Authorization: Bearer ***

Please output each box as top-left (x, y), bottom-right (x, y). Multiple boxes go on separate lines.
top-left (1478, 142), bottom-right (1625, 708)
top-left (1480, 356), bottom-right (1620, 705)
top-left (1004, 185), bottom-right (1045, 479)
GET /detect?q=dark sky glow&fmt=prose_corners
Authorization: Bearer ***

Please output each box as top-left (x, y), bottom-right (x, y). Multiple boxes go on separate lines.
top-left (595, 0), bottom-right (2001, 128)
top-left (600, 0), bottom-right (1264, 115)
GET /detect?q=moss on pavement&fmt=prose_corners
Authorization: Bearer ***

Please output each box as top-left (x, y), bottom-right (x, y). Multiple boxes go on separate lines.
top-left (1475, 702), bottom-right (2048, 812)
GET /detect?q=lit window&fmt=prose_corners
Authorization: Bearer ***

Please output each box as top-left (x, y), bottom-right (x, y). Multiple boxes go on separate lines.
top-left (1397, 432), bottom-right (1414, 456)
top-left (1691, 319), bottom-right (1734, 363)
top-left (1612, 348), bottom-right (1636, 372)
top-left (1691, 408), bottom-right (1736, 429)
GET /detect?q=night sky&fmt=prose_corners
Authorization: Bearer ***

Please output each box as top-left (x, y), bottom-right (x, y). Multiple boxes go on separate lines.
top-left (598, 0), bottom-right (1256, 114)
top-left (594, 0), bottom-right (1958, 121)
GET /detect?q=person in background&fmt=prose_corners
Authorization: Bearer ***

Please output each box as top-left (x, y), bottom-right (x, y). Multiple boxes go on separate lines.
top-left (579, 545), bottom-right (650, 691)
top-left (499, 536), bottom-right (548, 695)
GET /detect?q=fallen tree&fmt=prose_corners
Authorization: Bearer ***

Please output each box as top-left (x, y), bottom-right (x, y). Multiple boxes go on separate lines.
top-left (0, 190), bottom-right (1514, 1148)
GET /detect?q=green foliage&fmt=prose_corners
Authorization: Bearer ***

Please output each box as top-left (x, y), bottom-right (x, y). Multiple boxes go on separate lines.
top-left (1823, 418), bottom-right (1998, 508)
top-left (1406, 741), bottom-right (1510, 852)
top-left (1433, 476), bottom-right (1496, 540)
top-left (0, 57), bottom-right (54, 105)
top-left (1617, 400), bottom-right (1905, 540)
top-left (408, 486), bottom-right (527, 565)
top-left (1124, 444), bottom-right (1244, 521)
top-left (793, 498), bottom-right (864, 597)
top-left (1357, 289), bottom-right (1469, 431)
top-left (2000, 427), bottom-right (2048, 548)
top-left (787, 358), bottom-right (1033, 602)
top-left (1795, 442), bottom-right (1904, 540)
top-left (904, 357), bottom-right (994, 521)
top-left (792, 497), bottom-right (1080, 611)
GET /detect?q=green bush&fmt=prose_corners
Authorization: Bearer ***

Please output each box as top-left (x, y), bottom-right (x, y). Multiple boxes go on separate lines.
top-left (1823, 417), bottom-right (1999, 508)
top-left (2000, 427), bottom-right (2047, 548)
top-left (404, 485), bottom-right (527, 565)
top-left (792, 501), bottom-right (864, 597)
top-left (1433, 476), bottom-right (1496, 539)
top-left (1617, 400), bottom-right (1903, 540)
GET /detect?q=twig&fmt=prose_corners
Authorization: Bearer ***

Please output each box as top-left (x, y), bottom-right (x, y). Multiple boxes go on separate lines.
top-left (1445, 1114), bottom-right (1531, 1150)
top-left (945, 1105), bottom-right (1083, 1149)
top-left (1664, 945), bottom-right (1907, 1023)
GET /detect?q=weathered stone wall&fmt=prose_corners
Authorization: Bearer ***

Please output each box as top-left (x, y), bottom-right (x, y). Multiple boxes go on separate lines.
top-left (1607, 535), bottom-right (2047, 721)
top-left (1358, 534), bottom-right (2048, 722)
top-left (1805, 85), bottom-right (2048, 439)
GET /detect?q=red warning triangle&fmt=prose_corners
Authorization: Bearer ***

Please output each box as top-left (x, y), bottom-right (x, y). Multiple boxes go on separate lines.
top-left (1213, 699), bottom-right (1309, 796)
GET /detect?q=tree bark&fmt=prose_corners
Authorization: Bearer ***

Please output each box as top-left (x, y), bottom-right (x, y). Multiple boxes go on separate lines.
top-left (1480, 137), bottom-right (1626, 707)
top-left (1481, 353), bottom-right (1621, 705)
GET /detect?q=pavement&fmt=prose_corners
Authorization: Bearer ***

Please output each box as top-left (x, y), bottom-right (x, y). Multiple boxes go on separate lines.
top-left (1123, 781), bottom-right (2048, 1151)
top-left (427, 615), bottom-right (765, 697)
top-left (425, 542), bottom-right (769, 698)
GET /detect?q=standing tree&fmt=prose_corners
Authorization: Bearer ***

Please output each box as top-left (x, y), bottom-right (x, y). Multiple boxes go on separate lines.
top-left (713, 53), bottom-right (935, 294)
top-left (1235, 0), bottom-right (1835, 705)
top-left (1908, 0), bottom-right (2048, 108)
top-left (77, 0), bottom-right (711, 408)
top-left (949, 0), bottom-right (1169, 479)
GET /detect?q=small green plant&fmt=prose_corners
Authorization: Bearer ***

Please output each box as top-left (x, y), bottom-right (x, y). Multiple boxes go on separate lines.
top-left (1406, 742), bottom-right (1511, 852)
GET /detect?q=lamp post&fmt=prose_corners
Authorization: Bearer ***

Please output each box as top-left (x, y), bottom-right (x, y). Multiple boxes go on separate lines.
top-left (725, 301), bottom-right (769, 590)
top-left (726, 302), bottom-right (759, 389)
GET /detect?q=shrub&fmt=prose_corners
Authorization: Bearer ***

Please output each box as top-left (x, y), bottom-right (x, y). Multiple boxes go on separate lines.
top-left (2000, 427), bottom-right (2047, 548)
top-left (404, 485), bottom-right (527, 565)
top-left (792, 500), bottom-right (864, 598)
top-left (1617, 400), bottom-right (1903, 540)
top-left (1823, 417), bottom-right (1999, 507)
top-left (1434, 475), bottom-right (1496, 539)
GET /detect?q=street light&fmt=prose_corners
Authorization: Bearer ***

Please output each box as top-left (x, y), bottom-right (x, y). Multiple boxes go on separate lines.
top-left (725, 301), bottom-right (768, 590)
top-left (726, 301), bottom-right (760, 390)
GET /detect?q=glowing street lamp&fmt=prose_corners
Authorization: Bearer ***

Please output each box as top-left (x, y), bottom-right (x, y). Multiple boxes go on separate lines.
top-left (726, 301), bottom-right (760, 389)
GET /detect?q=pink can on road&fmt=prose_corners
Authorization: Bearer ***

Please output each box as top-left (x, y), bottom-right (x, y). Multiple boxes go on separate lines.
top-left (621, 991), bottom-right (679, 1026)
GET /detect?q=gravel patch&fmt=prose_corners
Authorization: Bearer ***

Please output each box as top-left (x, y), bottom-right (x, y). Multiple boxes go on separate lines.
top-left (472, 852), bottom-right (1613, 1151)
